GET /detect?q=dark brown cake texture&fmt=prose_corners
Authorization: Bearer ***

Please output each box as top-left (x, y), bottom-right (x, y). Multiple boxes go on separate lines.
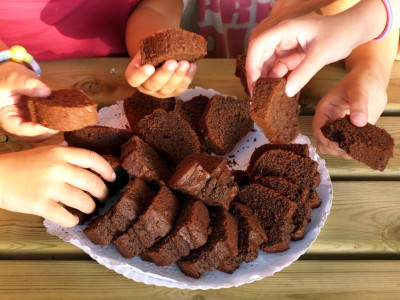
top-left (177, 207), bottom-right (238, 278)
top-left (175, 94), bottom-right (209, 134)
top-left (251, 78), bottom-right (300, 144)
top-left (83, 179), bottom-right (155, 245)
top-left (168, 152), bottom-right (239, 209)
top-left (114, 186), bottom-right (181, 259)
top-left (140, 28), bottom-right (207, 67)
top-left (234, 54), bottom-right (250, 96)
top-left (217, 202), bottom-right (268, 274)
top-left (198, 94), bottom-right (253, 155)
top-left (234, 184), bottom-right (297, 253)
top-left (123, 92), bottom-right (175, 136)
top-left (120, 135), bottom-right (172, 185)
top-left (143, 198), bottom-right (211, 266)
top-left (27, 89), bottom-right (98, 131)
top-left (254, 176), bottom-right (312, 241)
top-left (64, 125), bottom-right (134, 157)
top-left (321, 114), bottom-right (394, 171)
top-left (139, 109), bottom-right (201, 165)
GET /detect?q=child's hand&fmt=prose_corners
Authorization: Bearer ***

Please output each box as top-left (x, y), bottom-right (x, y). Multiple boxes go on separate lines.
top-left (246, 15), bottom-right (359, 96)
top-left (0, 145), bottom-right (116, 227)
top-left (312, 66), bottom-right (387, 156)
top-left (0, 61), bottom-right (56, 142)
top-left (125, 52), bottom-right (197, 98)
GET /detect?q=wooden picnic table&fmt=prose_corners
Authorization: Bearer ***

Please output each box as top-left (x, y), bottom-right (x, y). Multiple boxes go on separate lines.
top-left (0, 58), bottom-right (399, 299)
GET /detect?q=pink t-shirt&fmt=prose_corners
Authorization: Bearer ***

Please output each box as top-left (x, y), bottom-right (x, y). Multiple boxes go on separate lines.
top-left (197, 0), bottom-right (274, 58)
top-left (0, 0), bottom-right (140, 61)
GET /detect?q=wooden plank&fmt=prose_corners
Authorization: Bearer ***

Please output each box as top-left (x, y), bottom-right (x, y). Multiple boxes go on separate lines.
top-left (0, 260), bottom-right (400, 299)
top-left (1, 182), bottom-right (400, 258)
top-left (38, 58), bottom-right (400, 113)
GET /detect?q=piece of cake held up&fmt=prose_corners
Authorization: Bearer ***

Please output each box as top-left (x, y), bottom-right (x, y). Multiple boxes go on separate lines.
top-left (321, 114), bottom-right (394, 171)
top-left (251, 78), bottom-right (300, 144)
top-left (27, 89), bottom-right (98, 131)
top-left (140, 28), bottom-right (207, 67)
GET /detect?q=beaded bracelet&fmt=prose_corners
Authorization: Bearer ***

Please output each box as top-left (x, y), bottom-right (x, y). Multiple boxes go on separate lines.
top-left (374, 0), bottom-right (394, 41)
top-left (0, 45), bottom-right (41, 75)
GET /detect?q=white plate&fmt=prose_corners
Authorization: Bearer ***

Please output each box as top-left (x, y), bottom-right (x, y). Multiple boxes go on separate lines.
top-left (44, 87), bottom-right (333, 290)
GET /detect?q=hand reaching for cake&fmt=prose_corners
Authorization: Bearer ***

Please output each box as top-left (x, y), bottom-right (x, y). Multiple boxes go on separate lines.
top-left (125, 52), bottom-right (197, 98)
top-left (0, 145), bottom-right (116, 227)
top-left (0, 61), bottom-right (57, 142)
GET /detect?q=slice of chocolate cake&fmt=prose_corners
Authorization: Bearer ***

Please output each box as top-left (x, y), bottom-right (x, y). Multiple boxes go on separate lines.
top-left (254, 176), bottom-right (312, 240)
top-left (321, 114), bottom-right (394, 171)
top-left (64, 125), bottom-right (134, 157)
top-left (168, 152), bottom-right (239, 209)
top-left (234, 54), bottom-right (250, 96)
top-left (218, 202), bottom-right (268, 274)
top-left (123, 92), bottom-right (175, 136)
top-left (247, 143), bottom-right (309, 174)
top-left (198, 94), bottom-right (253, 155)
top-left (234, 184), bottom-right (297, 252)
top-left (114, 186), bottom-right (181, 259)
top-left (83, 178), bottom-right (155, 245)
top-left (250, 149), bottom-right (320, 190)
top-left (143, 198), bottom-right (211, 266)
top-left (120, 136), bottom-right (172, 185)
top-left (27, 89), bottom-right (98, 131)
top-left (175, 94), bottom-right (209, 134)
top-left (139, 109), bottom-right (201, 165)
top-left (251, 78), bottom-right (300, 144)
top-left (140, 28), bottom-right (207, 66)
top-left (177, 207), bottom-right (238, 278)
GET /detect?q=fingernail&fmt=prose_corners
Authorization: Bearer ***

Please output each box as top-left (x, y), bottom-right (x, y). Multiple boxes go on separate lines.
top-left (33, 87), bottom-right (51, 97)
top-left (110, 172), bottom-right (116, 182)
top-left (350, 113), bottom-right (367, 127)
top-left (144, 66), bottom-right (154, 76)
top-left (285, 83), bottom-right (298, 97)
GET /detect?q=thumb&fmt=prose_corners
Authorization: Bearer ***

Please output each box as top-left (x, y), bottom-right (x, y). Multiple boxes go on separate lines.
top-left (15, 78), bottom-right (51, 98)
top-left (348, 90), bottom-right (369, 127)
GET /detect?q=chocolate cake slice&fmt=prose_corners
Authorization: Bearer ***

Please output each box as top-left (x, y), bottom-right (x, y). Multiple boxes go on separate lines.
top-left (217, 202), bottom-right (268, 274)
top-left (177, 207), bottom-right (238, 278)
top-left (143, 198), bottom-right (211, 266)
top-left (123, 92), bottom-right (175, 136)
top-left (175, 94), bottom-right (209, 134)
top-left (139, 109), bottom-right (201, 165)
top-left (198, 94), bottom-right (253, 155)
top-left (27, 89), bottom-right (98, 131)
top-left (250, 149), bottom-right (320, 190)
top-left (83, 178), bottom-right (155, 245)
top-left (251, 78), bottom-right (300, 143)
top-left (114, 186), bottom-right (181, 259)
top-left (140, 28), bottom-right (207, 66)
top-left (247, 143), bottom-right (309, 174)
top-left (234, 54), bottom-right (250, 96)
top-left (168, 152), bottom-right (239, 209)
top-left (64, 125), bottom-right (134, 157)
top-left (234, 184), bottom-right (297, 252)
top-left (321, 114), bottom-right (394, 171)
top-left (254, 176), bottom-right (312, 240)
top-left (120, 135), bottom-right (172, 185)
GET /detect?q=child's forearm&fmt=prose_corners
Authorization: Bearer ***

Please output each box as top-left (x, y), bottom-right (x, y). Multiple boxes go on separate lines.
top-left (345, 28), bottom-right (399, 87)
top-left (125, 0), bottom-right (183, 57)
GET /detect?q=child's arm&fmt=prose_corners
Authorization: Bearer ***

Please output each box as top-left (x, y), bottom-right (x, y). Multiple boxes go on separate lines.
top-left (0, 146), bottom-right (116, 227)
top-left (124, 0), bottom-right (196, 98)
top-left (313, 28), bottom-right (399, 156)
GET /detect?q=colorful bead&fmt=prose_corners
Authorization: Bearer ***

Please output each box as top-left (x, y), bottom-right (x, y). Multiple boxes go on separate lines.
top-left (0, 45), bottom-right (42, 75)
